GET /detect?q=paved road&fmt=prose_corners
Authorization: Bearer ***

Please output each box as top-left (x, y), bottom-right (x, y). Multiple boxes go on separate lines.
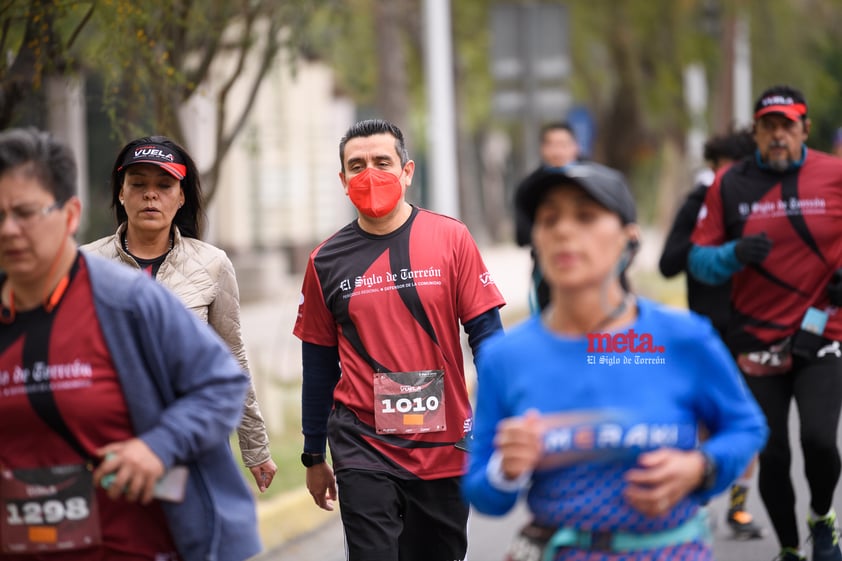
top-left (255, 405), bottom-right (840, 561)
top-left (245, 244), bottom-right (840, 560)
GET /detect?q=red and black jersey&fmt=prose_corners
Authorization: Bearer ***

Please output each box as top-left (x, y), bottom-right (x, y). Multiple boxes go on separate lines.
top-left (692, 149), bottom-right (842, 353)
top-left (294, 207), bottom-right (505, 479)
top-left (0, 255), bottom-right (178, 560)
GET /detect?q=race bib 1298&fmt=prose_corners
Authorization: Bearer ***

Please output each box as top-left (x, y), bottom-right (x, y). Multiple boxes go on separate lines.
top-left (1, 463), bottom-right (101, 553)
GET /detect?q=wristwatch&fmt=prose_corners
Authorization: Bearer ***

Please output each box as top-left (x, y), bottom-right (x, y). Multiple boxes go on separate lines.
top-left (300, 452), bottom-right (326, 468)
top-left (698, 451), bottom-right (717, 491)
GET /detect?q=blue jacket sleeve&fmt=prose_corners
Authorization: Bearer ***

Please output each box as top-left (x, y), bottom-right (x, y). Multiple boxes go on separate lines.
top-left (689, 324), bottom-right (768, 501)
top-left (121, 274), bottom-right (251, 468)
top-left (687, 241), bottom-right (743, 286)
top-left (463, 308), bottom-right (504, 366)
top-left (301, 342), bottom-right (341, 454)
top-left (462, 337), bottom-right (522, 516)
top-left (85, 253), bottom-right (262, 561)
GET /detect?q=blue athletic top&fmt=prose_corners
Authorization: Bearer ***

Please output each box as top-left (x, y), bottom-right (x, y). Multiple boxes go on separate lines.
top-left (463, 298), bottom-right (767, 537)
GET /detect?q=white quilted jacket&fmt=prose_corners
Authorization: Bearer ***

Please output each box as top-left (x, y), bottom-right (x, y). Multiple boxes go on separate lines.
top-left (82, 224), bottom-right (271, 467)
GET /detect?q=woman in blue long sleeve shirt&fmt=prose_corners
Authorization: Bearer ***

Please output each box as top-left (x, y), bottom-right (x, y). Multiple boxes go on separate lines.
top-left (462, 161), bottom-right (767, 561)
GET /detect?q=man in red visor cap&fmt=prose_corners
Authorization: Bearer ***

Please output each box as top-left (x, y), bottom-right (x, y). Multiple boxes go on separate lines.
top-left (690, 84), bottom-right (842, 561)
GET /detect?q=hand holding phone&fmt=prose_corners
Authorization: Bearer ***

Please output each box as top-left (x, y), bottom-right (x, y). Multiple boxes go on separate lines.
top-left (100, 455), bottom-right (188, 503)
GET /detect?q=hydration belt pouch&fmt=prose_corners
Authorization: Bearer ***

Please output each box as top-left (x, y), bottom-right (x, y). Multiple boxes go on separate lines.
top-left (504, 521), bottom-right (555, 561)
top-left (737, 338), bottom-right (792, 375)
top-left (791, 307), bottom-right (830, 359)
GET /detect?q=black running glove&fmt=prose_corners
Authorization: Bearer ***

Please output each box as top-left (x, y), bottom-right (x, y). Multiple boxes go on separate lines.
top-left (828, 269), bottom-right (842, 306)
top-left (734, 233), bottom-right (772, 265)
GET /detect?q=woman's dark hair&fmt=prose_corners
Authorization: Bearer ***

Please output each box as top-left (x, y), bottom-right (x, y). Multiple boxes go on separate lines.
top-left (0, 127), bottom-right (77, 203)
top-left (110, 136), bottom-right (204, 239)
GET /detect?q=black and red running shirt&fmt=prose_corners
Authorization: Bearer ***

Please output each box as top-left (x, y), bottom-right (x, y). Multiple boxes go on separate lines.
top-left (294, 207), bottom-right (505, 479)
top-left (692, 149), bottom-right (842, 353)
top-left (0, 255), bottom-right (178, 560)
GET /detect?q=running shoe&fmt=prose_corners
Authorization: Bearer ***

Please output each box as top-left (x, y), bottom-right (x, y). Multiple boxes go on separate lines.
top-left (809, 510), bottom-right (842, 561)
top-left (727, 508), bottom-right (765, 539)
top-left (727, 485), bottom-right (764, 539)
top-left (772, 548), bottom-right (806, 561)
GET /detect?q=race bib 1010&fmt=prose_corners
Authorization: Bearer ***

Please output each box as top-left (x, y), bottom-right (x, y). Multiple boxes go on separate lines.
top-left (373, 370), bottom-right (446, 435)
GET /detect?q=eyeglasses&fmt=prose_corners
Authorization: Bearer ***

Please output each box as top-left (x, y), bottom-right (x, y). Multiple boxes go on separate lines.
top-left (0, 201), bottom-right (63, 229)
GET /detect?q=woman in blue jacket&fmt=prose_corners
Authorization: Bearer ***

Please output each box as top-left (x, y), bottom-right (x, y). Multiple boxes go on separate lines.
top-left (0, 128), bottom-right (261, 560)
top-left (462, 161), bottom-right (767, 561)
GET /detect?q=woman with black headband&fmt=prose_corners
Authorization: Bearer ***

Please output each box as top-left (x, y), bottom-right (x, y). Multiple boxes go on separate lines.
top-left (462, 161), bottom-right (768, 561)
top-left (83, 136), bottom-right (277, 493)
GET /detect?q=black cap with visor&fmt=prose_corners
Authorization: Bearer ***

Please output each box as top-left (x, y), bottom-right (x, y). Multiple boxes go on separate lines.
top-left (515, 161), bottom-right (637, 227)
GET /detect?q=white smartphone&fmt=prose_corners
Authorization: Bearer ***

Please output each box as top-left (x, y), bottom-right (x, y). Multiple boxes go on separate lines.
top-left (100, 465), bottom-right (189, 503)
top-left (153, 465), bottom-right (189, 502)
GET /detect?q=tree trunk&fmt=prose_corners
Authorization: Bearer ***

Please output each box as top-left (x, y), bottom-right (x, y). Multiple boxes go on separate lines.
top-left (46, 76), bottom-right (89, 231)
top-left (374, 0), bottom-right (411, 138)
top-left (653, 133), bottom-right (691, 233)
top-left (599, 8), bottom-right (645, 176)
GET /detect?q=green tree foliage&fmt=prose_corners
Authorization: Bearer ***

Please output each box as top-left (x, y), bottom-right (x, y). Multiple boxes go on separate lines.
top-left (1, 0), bottom-right (334, 201)
top-left (303, 0), bottom-right (842, 225)
top-left (6, 0), bottom-right (841, 222)
top-left (85, 0), bottom-right (333, 200)
top-left (302, 0), bottom-right (494, 139)
top-left (747, 0), bottom-right (842, 152)
top-left (0, 1), bottom-right (94, 127)
top-left (302, 0), bottom-right (378, 108)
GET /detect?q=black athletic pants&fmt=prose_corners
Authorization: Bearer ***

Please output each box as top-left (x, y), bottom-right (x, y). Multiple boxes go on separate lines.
top-left (744, 354), bottom-right (842, 549)
top-left (335, 469), bottom-right (469, 561)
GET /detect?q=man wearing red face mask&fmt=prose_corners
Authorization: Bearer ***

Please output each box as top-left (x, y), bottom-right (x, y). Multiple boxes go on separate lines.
top-left (294, 119), bottom-right (506, 561)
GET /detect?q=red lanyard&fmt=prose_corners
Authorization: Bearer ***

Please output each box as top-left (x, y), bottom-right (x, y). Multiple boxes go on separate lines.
top-left (0, 273), bottom-right (69, 324)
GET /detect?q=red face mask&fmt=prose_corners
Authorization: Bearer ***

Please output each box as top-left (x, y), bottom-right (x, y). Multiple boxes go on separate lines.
top-left (347, 167), bottom-right (403, 218)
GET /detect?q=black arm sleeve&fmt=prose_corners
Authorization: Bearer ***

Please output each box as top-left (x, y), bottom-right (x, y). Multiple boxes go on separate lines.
top-left (301, 341), bottom-right (341, 454)
top-left (463, 307), bottom-right (504, 367)
top-left (658, 184), bottom-right (708, 278)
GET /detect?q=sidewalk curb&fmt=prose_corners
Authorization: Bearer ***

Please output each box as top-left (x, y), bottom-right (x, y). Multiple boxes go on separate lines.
top-left (257, 486), bottom-right (339, 551)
